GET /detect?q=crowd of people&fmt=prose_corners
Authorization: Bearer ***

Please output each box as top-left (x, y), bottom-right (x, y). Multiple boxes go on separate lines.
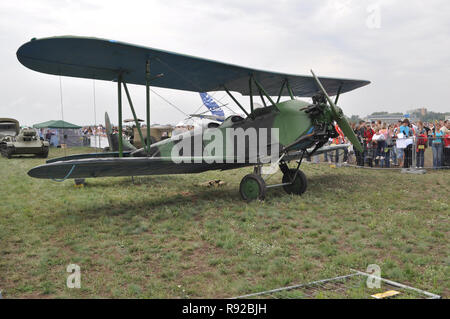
top-left (82, 125), bottom-right (108, 136)
top-left (346, 119), bottom-right (450, 169)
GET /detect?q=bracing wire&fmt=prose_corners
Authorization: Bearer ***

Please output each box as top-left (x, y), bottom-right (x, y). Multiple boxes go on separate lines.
top-left (92, 79), bottom-right (98, 153)
top-left (150, 87), bottom-right (187, 116)
top-left (58, 75), bottom-right (67, 157)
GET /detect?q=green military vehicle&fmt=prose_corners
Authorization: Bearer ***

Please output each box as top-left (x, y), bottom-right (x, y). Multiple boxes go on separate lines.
top-left (0, 118), bottom-right (50, 158)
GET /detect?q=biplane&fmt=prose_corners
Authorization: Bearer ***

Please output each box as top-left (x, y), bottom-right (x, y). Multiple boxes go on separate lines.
top-left (17, 36), bottom-right (369, 200)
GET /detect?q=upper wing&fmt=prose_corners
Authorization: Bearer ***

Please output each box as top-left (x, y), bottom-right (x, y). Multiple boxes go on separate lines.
top-left (17, 36), bottom-right (370, 97)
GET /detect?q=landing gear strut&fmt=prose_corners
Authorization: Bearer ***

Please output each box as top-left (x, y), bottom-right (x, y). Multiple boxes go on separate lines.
top-left (238, 156), bottom-right (308, 201)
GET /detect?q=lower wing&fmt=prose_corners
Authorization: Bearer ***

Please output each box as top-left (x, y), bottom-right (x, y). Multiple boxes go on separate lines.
top-left (28, 156), bottom-right (248, 180)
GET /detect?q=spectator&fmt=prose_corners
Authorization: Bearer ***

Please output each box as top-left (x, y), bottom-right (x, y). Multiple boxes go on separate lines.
top-left (399, 119), bottom-right (413, 168)
top-left (444, 121), bottom-right (450, 167)
top-left (353, 122), bottom-right (364, 166)
top-left (415, 121), bottom-right (427, 169)
top-left (431, 122), bottom-right (444, 169)
top-left (384, 125), bottom-right (395, 168)
top-left (372, 128), bottom-right (385, 167)
top-left (45, 130), bottom-right (53, 143)
top-left (364, 122), bottom-right (375, 167)
top-left (356, 121), bottom-right (366, 166)
top-left (441, 120), bottom-right (449, 135)
top-left (331, 124), bottom-right (347, 164)
top-left (324, 138), bottom-right (332, 164)
top-left (394, 123), bottom-right (404, 167)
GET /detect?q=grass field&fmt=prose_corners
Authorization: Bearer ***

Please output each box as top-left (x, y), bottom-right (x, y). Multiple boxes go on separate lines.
top-left (0, 147), bottom-right (448, 298)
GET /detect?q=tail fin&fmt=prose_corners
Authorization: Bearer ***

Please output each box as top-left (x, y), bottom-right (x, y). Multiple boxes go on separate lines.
top-left (199, 93), bottom-right (225, 117)
top-left (104, 112), bottom-right (136, 151)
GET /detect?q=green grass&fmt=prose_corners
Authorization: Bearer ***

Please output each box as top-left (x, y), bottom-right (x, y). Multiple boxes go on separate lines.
top-left (0, 147), bottom-right (448, 298)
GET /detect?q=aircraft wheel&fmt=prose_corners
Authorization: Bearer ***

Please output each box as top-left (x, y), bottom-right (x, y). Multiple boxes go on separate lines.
top-left (239, 174), bottom-right (266, 201)
top-left (282, 169), bottom-right (307, 195)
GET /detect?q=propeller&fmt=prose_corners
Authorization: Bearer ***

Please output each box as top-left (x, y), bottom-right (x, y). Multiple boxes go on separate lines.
top-left (310, 70), bottom-right (363, 153)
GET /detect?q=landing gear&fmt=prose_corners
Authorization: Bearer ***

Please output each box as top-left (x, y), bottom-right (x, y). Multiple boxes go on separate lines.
top-left (239, 174), bottom-right (266, 201)
top-left (281, 168), bottom-right (307, 195)
top-left (279, 162), bottom-right (307, 195)
top-left (239, 159), bottom-right (308, 201)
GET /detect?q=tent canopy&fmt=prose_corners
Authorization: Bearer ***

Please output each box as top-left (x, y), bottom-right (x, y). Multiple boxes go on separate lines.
top-left (33, 120), bottom-right (82, 129)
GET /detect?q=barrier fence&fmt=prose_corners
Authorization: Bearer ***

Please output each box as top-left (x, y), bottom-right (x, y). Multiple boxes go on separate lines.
top-left (309, 136), bottom-right (450, 170)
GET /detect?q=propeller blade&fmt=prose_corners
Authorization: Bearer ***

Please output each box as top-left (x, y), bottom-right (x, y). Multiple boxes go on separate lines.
top-left (310, 70), bottom-right (363, 153)
top-left (336, 116), bottom-right (362, 153)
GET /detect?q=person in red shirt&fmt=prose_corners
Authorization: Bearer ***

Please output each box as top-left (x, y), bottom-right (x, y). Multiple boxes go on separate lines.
top-left (330, 124), bottom-right (348, 164)
top-left (444, 122), bottom-right (450, 167)
top-left (415, 121), bottom-right (428, 168)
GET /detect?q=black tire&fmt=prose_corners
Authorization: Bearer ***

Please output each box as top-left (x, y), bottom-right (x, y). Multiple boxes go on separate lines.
top-left (282, 169), bottom-right (307, 195)
top-left (239, 174), bottom-right (266, 201)
top-left (2, 147), bottom-right (14, 159)
top-left (40, 146), bottom-right (49, 158)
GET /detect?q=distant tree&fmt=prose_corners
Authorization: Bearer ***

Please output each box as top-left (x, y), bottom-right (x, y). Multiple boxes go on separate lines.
top-left (370, 111), bottom-right (389, 116)
top-left (348, 115), bottom-right (363, 123)
top-left (421, 112), bottom-right (446, 122)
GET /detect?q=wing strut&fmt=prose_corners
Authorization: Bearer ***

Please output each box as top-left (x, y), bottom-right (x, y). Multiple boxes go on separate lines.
top-left (123, 82), bottom-right (146, 152)
top-left (249, 75), bottom-right (254, 113)
top-left (286, 79), bottom-right (295, 100)
top-left (253, 77), bottom-right (276, 107)
top-left (145, 59), bottom-right (151, 153)
top-left (276, 79), bottom-right (287, 103)
top-left (224, 86), bottom-right (250, 118)
top-left (117, 74), bottom-right (123, 156)
top-left (116, 60), bottom-right (162, 156)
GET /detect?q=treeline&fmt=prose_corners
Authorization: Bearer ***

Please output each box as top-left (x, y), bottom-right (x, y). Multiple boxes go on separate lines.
top-left (413, 111), bottom-right (448, 122)
top-left (346, 111), bottom-right (448, 123)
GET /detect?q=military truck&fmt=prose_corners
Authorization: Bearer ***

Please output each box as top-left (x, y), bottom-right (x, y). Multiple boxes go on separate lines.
top-left (0, 118), bottom-right (20, 139)
top-left (0, 118), bottom-right (49, 158)
top-left (131, 125), bottom-right (173, 148)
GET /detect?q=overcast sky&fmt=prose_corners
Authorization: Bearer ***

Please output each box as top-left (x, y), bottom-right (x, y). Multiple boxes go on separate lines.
top-left (1, 0), bottom-right (449, 126)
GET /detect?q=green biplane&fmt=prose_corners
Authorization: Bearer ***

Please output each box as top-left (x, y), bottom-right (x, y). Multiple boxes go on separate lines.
top-left (17, 36), bottom-right (369, 200)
